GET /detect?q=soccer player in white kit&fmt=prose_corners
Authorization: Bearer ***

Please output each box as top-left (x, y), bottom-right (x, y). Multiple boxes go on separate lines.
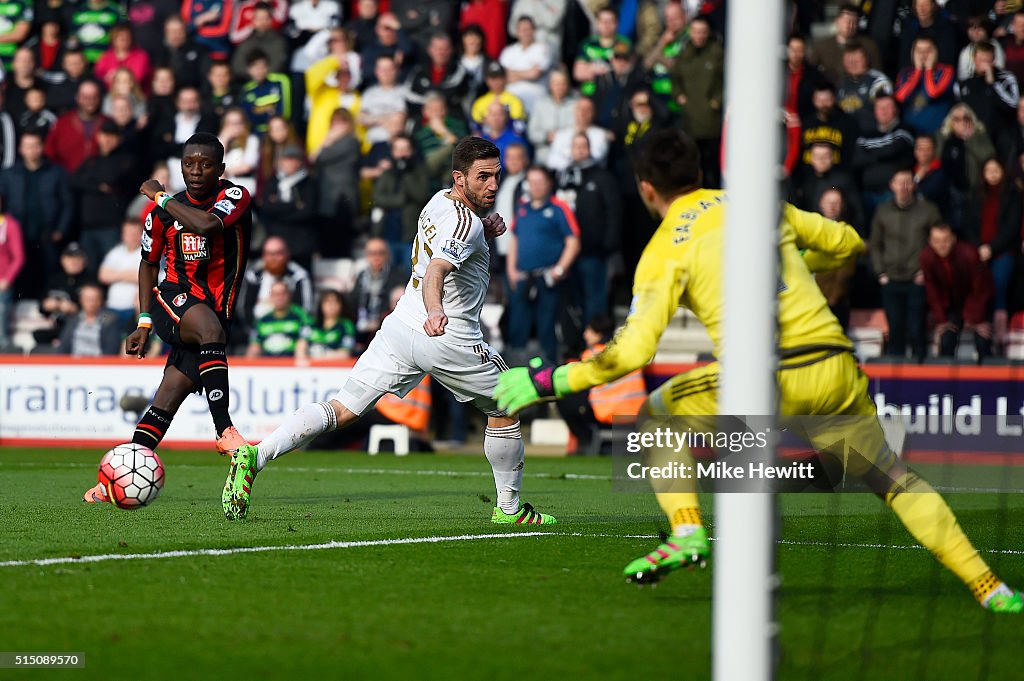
top-left (223, 138), bottom-right (558, 526)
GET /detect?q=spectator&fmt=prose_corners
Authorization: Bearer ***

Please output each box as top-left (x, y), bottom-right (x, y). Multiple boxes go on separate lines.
top-left (291, 22), bottom-right (361, 78)
top-left (288, 0), bottom-right (342, 41)
top-left (351, 237), bottom-right (406, 344)
top-left (960, 16), bottom-right (1005, 81)
top-left (784, 34), bottom-right (824, 121)
top-left (546, 97), bottom-right (610, 172)
top-left (44, 48), bottom-right (89, 115)
top-left (17, 87), bottom-right (57, 144)
top-left (912, 133), bottom-right (951, 216)
top-left (182, 0), bottom-right (236, 60)
top-left (852, 95), bottom-right (915, 221)
top-left (556, 133), bottom-right (622, 324)
top-left (97, 217), bottom-right (143, 330)
top-left (33, 20), bottom-right (66, 83)
top-left (894, 36), bottom-right (956, 135)
top-left (247, 280), bottom-right (312, 357)
top-left (413, 91), bottom-right (470, 186)
top-left (154, 16), bottom-right (211, 90)
top-left (44, 80), bottom-right (107, 175)
top-left (34, 243), bottom-right (89, 348)
top-left (959, 41), bottom-right (1020, 148)
top-left (371, 134), bottom-right (431, 261)
top-left (643, 0), bottom-right (687, 114)
top-left (94, 24), bottom-right (152, 90)
top-left (459, 0), bottom-right (508, 60)
top-left (897, 0), bottom-right (960, 71)
top-left (870, 168), bottom-right (941, 360)
top-left (240, 50), bottom-right (293, 134)
top-left (153, 87), bottom-right (218, 191)
top-left (0, 0), bottom-right (32, 72)
top-left (261, 144), bottom-right (319, 270)
top-left (231, 1), bottom-right (289, 79)
top-left (814, 188), bottom-right (857, 329)
top-left (492, 141), bottom-right (529, 263)
top-left (671, 16), bottom-right (724, 187)
top-left (237, 236), bottom-right (314, 344)
top-left (305, 47), bottom-right (363, 155)
top-left (296, 289), bottom-right (357, 360)
top-left (360, 55), bottom-right (408, 144)
top-left (573, 7), bottom-right (632, 98)
top-left (1003, 11), bottom-right (1024, 85)
top-left (313, 108), bottom-right (361, 257)
top-left (258, 115), bottom-right (301, 190)
top-left (591, 41), bottom-right (648, 132)
top-left (837, 42), bottom-right (894, 134)
top-left (404, 32), bottom-right (469, 120)
top-left (361, 12), bottom-right (414, 86)
top-left (921, 223), bottom-right (994, 359)
top-left (791, 142), bottom-right (864, 232)
top-left (72, 120), bottom-right (137, 273)
top-left (0, 211), bottom-right (25, 350)
top-left (101, 67), bottom-right (147, 121)
top-left (470, 62), bottom-right (526, 131)
top-left (477, 99), bottom-right (529, 165)
top-left (527, 68), bottom-right (577, 166)
top-left (975, 159), bottom-right (1021, 338)
top-left (391, 0), bottom-right (456, 50)
top-left (555, 314), bottom-right (646, 450)
top-left (202, 60), bottom-right (240, 121)
top-left (506, 165), bottom-right (580, 362)
top-left (5, 48), bottom-right (43, 125)
top-left (800, 82), bottom-right (859, 169)
top-left (500, 16), bottom-right (552, 114)
top-left (0, 132), bottom-right (73, 299)
top-left (346, 0), bottom-right (379, 51)
top-left (143, 66), bottom-right (177, 136)
top-left (937, 103), bottom-right (997, 235)
top-left (218, 107), bottom-right (260, 194)
top-left (508, 0), bottom-right (566, 58)
top-left (56, 282), bottom-right (122, 356)
top-left (458, 25), bottom-right (488, 113)
top-left (128, 0), bottom-right (179, 62)
top-left (67, 0), bottom-right (126, 63)
top-left (810, 2), bottom-right (882, 86)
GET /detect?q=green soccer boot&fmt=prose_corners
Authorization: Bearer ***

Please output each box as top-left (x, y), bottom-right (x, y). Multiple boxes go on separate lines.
top-left (490, 502), bottom-right (558, 526)
top-left (623, 528), bottom-right (710, 584)
top-left (223, 444), bottom-right (258, 520)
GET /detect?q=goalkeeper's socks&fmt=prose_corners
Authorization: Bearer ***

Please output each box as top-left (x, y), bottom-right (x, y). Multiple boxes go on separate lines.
top-left (198, 343), bottom-right (233, 436)
top-left (132, 406), bottom-right (173, 448)
top-left (256, 401), bottom-right (338, 471)
top-left (670, 507), bottom-right (703, 537)
top-left (484, 423), bottom-right (524, 514)
top-left (971, 571), bottom-right (1002, 605)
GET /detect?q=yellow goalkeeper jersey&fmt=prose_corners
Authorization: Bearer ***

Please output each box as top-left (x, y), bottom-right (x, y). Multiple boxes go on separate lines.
top-left (563, 189), bottom-right (866, 393)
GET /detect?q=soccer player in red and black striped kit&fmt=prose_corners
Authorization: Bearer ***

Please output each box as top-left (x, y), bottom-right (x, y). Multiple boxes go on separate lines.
top-left (84, 133), bottom-right (253, 503)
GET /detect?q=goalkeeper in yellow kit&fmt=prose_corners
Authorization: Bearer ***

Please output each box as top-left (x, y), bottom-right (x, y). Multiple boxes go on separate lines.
top-left (494, 129), bottom-right (1022, 613)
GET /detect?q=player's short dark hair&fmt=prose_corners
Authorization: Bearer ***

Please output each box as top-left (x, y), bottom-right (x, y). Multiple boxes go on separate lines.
top-left (452, 137), bottom-right (499, 175)
top-left (587, 314), bottom-right (615, 342)
top-left (632, 128), bottom-right (701, 196)
top-left (183, 132), bottom-right (225, 163)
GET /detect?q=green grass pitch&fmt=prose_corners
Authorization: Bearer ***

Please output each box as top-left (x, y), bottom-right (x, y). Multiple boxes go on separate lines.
top-left (0, 448), bottom-right (1022, 681)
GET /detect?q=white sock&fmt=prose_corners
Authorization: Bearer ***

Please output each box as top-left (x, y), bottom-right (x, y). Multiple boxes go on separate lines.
top-left (256, 401), bottom-right (338, 471)
top-left (672, 524), bottom-right (701, 539)
top-left (981, 582), bottom-right (1015, 609)
top-left (484, 423), bottom-right (524, 514)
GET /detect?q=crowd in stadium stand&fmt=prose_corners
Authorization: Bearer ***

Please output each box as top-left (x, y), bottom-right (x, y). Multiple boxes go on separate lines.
top-left (2, 0), bottom-right (1024, 367)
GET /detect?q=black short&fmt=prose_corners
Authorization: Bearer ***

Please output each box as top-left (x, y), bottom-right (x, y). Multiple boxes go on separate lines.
top-left (150, 287), bottom-right (228, 390)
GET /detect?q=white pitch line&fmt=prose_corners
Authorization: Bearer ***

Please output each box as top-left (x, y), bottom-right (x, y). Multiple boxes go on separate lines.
top-left (0, 532), bottom-right (553, 569)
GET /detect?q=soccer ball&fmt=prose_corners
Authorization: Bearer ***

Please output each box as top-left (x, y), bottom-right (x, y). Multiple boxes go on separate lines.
top-left (97, 444), bottom-right (165, 509)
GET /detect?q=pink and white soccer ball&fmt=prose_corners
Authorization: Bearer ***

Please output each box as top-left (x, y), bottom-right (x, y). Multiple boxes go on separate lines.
top-left (97, 444), bottom-right (165, 509)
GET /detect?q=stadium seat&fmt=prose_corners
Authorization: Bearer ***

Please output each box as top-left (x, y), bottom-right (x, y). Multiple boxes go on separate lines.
top-left (367, 424), bottom-right (410, 456)
top-left (11, 300), bottom-right (48, 354)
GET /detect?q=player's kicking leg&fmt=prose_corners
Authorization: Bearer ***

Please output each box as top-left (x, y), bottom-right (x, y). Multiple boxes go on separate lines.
top-left (482, 414), bottom-right (557, 526)
top-left (84, 366), bottom-right (196, 502)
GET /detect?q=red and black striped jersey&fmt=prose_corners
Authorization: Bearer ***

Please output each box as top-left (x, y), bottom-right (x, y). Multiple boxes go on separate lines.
top-left (141, 179), bottom-right (253, 318)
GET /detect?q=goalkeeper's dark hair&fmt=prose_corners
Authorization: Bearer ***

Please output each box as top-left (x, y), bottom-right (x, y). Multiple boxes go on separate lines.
top-left (453, 136), bottom-right (499, 175)
top-left (183, 132), bottom-right (225, 163)
top-left (632, 128), bottom-right (701, 197)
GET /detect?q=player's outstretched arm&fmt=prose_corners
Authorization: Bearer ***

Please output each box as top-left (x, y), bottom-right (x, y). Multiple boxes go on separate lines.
top-left (422, 258), bottom-right (455, 336)
top-left (126, 261), bottom-right (160, 359)
top-left (784, 203), bottom-right (865, 272)
top-left (139, 179), bottom-right (224, 236)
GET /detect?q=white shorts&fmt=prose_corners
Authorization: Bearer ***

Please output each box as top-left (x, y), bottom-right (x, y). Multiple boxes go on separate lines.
top-left (334, 314), bottom-right (510, 417)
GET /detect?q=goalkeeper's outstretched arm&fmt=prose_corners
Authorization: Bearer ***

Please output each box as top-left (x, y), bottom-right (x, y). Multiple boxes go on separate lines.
top-left (784, 203), bottom-right (865, 273)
